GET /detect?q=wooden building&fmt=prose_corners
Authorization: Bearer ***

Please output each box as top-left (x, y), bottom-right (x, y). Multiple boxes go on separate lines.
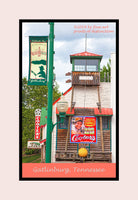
top-left (40, 51), bottom-right (115, 163)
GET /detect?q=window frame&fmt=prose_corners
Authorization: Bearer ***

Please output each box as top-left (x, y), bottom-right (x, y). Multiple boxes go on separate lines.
top-left (97, 116), bottom-right (110, 130)
top-left (57, 116), bottom-right (69, 129)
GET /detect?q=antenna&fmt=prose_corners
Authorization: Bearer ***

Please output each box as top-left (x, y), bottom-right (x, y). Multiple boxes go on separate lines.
top-left (85, 33), bottom-right (87, 52)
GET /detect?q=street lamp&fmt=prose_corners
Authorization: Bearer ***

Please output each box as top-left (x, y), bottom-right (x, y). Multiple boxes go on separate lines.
top-left (56, 95), bottom-right (68, 123)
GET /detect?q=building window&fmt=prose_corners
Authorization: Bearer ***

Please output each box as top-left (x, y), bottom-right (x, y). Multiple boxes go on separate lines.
top-left (57, 116), bottom-right (69, 129)
top-left (97, 116), bottom-right (110, 130)
top-left (74, 59), bottom-right (99, 72)
top-left (87, 65), bottom-right (98, 71)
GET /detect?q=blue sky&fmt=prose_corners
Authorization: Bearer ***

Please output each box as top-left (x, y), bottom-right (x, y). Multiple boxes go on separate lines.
top-left (23, 22), bottom-right (116, 92)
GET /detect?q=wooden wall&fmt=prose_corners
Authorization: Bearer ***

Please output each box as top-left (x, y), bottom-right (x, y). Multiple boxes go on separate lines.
top-left (72, 72), bottom-right (100, 86)
top-left (56, 129), bottom-right (111, 152)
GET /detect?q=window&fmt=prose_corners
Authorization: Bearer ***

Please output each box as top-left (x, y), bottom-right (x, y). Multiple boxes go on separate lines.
top-left (74, 59), bottom-right (99, 72)
top-left (75, 65), bottom-right (85, 71)
top-left (97, 117), bottom-right (110, 130)
top-left (57, 116), bottom-right (69, 129)
top-left (87, 65), bottom-right (98, 71)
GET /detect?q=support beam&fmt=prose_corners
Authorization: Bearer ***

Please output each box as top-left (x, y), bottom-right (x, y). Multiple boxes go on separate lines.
top-left (65, 86), bottom-right (74, 151)
top-left (97, 86), bottom-right (104, 152)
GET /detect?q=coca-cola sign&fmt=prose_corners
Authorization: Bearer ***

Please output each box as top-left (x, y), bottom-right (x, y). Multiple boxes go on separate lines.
top-left (70, 116), bottom-right (97, 143)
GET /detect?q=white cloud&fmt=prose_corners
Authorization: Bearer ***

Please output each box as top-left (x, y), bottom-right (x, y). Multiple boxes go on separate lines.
top-left (22, 22), bottom-right (116, 92)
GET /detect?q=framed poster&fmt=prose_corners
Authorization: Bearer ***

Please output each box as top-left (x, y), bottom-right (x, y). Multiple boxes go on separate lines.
top-left (70, 116), bottom-right (97, 143)
top-left (20, 19), bottom-right (119, 181)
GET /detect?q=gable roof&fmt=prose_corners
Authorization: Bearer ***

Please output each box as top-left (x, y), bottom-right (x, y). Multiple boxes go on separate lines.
top-left (70, 51), bottom-right (103, 63)
top-left (53, 87), bottom-right (72, 106)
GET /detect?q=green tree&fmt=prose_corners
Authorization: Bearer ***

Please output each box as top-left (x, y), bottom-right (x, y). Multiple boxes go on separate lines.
top-left (22, 77), bottom-right (61, 153)
top-left (100, 59), bottom-right (111, 82)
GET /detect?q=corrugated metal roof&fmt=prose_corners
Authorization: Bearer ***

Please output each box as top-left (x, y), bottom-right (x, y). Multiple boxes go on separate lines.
top-left (94, 108), bottom-right (113, 116)
top-left (74, 108), bottom-right (95, 116)
top-left (56, 107), bottom-right (74, 115)
top-left (70, 51), bottom-right (102, 57)
top-left (74, 107), bottom-right (113, 116)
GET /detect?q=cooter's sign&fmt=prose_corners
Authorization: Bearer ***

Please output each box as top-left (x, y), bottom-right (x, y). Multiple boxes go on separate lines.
top-left (70, 116), bottom-right (97, 143)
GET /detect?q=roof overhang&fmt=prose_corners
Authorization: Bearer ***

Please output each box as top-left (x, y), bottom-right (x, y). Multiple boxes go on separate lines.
top-left (56, 107), bottom-right (75, 115)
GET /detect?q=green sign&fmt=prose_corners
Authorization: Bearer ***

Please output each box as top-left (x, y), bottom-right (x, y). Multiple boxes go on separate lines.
top-left (28, 36), bottom-right (48, 85)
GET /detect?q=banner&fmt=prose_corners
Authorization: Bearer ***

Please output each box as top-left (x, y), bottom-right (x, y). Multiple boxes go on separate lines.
top-left (34, 109), bottom-right (41, 140)
top-left (70, 116), bottom-right (97, 143)
top-left (28, 36), bottom-right (48, 85)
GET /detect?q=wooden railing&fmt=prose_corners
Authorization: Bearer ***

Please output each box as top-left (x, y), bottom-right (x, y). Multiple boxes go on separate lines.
top-left (72, 71), bottom-right (100, 86)
top-left (55, 151), bottom-right (112, 162)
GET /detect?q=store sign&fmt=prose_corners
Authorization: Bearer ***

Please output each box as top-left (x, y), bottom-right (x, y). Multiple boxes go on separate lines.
top-left (79, 76), bottom-right (93, 80)
top-left (27, 141), bottom-right (41, 149)
top-left (28, 36), bottom-right (48, 85)
top-left (34, 109), bottom-right (41, 140)
top-left (70, 116), bottom-right (97, 143)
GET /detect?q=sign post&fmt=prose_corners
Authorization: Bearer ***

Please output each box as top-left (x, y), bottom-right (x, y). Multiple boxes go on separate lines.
top-left (45, 22), bottom-right (54, 163)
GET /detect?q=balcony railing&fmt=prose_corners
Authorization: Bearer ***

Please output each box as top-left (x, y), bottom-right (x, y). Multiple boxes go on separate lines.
top-left (72, 71), bottom-right (100, 86)
top-left (55, 151), bottom-right (112, 162)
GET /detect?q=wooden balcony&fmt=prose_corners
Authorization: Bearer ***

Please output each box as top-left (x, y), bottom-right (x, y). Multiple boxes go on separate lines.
top-left (72, 71), bottom-right (100, 86)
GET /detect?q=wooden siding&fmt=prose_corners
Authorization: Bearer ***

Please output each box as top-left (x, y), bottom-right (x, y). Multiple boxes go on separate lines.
top-left (90, 130), bottom-right (111, 152)
top-left (72, 71), bottom-right (100, 86)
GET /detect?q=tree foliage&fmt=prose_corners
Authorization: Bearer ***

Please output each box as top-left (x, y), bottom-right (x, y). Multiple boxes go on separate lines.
top-left (100, 59), bottom-right (111, 82)
top-left (22, 77), bottom-right (61, 152)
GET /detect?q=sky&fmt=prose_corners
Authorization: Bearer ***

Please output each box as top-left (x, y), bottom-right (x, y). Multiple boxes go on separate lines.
top-left (22, 22), bottom-right (116, 92)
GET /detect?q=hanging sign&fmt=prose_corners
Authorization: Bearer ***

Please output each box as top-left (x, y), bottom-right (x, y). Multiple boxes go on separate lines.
top-left (70, 116), bottom-right (97, 143)
top-left (34, 109), bottom-right (41, 140)
top-left (28, 36), bottom-right (48, 85)
top-left (27, 141), bottom-right (41, 149)
top-left (79, 76), bottom-right (93, 80)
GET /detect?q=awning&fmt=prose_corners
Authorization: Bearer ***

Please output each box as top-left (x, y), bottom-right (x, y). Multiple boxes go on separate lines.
top-left (56, 107), bottom-right (75, 115)
top-left (74, 107), bottom-right (113, 116)
top-left (94, 108), bottom-right (113, 116)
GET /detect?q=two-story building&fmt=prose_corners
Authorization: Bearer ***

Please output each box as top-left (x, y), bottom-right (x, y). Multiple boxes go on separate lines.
top-left (39, 51), bottom-right (116, 163)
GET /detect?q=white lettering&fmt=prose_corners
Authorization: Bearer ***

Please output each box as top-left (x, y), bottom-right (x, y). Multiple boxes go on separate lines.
top-left (79, 76), bottom-right (93, 81)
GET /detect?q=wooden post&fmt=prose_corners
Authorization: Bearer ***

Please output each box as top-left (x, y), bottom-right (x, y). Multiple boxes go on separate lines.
top-left (65, 86), bottom-right (74, 151)
top-left (65, 117), bottom-right (71, 151)
top-left (97, 86), bottom-right (104, 152)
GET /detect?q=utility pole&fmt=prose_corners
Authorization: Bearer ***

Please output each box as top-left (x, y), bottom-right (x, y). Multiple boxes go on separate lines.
top-left (46, 22), bottom-right (54, 163)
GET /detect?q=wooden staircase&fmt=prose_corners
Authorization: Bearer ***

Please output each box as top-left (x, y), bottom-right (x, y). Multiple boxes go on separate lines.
top-left (56, 129), bottom-right (77, 152)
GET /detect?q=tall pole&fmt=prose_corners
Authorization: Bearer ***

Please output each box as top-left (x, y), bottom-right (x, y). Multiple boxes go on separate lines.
top-left (46, 22), bottom-right (54, 163)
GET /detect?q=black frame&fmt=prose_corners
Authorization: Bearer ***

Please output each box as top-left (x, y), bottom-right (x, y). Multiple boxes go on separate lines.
top-left (19, 19), bottom-right (119, 181)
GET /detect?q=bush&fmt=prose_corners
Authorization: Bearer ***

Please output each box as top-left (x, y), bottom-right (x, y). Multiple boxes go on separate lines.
top-left (25, 148), bottom-right (35, 155)
top-left (25, 148), bottom-right (41, 155)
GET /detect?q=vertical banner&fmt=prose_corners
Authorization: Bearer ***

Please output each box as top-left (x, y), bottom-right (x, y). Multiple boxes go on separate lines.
top-left (35, 109), bottom-right (41, 140)
top-left (28, 36), bottom-right (48, 85)
top-left (70, 116), bottom-right (97, 143)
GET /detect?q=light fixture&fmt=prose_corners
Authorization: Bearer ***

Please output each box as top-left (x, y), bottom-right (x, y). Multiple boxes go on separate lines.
top-left (56, 95), bottom-right (68, 123)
